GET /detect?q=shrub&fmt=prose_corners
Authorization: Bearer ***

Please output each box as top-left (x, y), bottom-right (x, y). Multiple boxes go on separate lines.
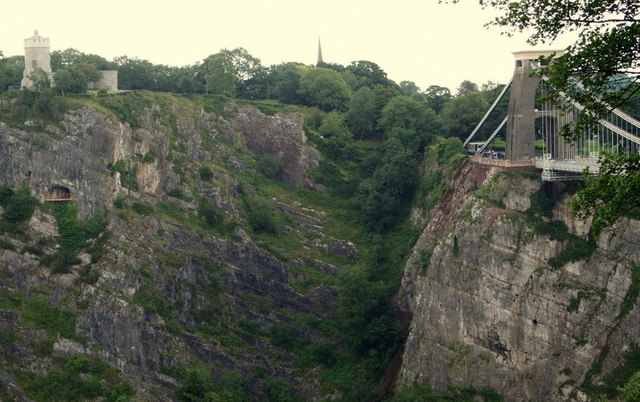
top-left (167, 188), bottom-right (192, 202)
top-left (198, 200), bottom-right (222, 228)
top-left (16, 355), bottom-right (135, 402)
top-left (131, 202), bottom-right (154, 215)
top-left (107, 160), bottom-right (138, 191)
top-left (112, 197), bottom-right (126, 209)
top-left (22, 297), bottom-right (77, 339)
top-left (258, 155), bottom-right (284, 179)
top-left (199, 166), bottom-right (214, 181)
top-left (245, 198), bottom-right (279, 234)
top-left (1, 186), bottom-right (37, 224)
top-left (44, 203), bottom-right (107, 273)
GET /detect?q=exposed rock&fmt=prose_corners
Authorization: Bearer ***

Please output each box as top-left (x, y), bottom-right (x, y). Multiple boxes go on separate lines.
top-left (0, 99), bottom-right (341, 400)
top-left (222, 107), bottom-right (320, 187)
top-left (395, 164), bottom-right (640, 400)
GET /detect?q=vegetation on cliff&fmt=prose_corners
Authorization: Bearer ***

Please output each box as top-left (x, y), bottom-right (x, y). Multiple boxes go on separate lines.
top-left (1, 14), bottom-right (639, 396)
top-left (0, 84), bottom-right (455, 400)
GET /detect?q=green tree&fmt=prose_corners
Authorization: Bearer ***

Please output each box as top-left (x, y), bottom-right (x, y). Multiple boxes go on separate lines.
top-left (270, 63), bottom-right (305, 104)
top-left (357, 125), bottom-right (432, 232)
top-left (318, 111), bottom-right (355, 159)
top-left (203, 53), bottom-right (237, 96)
top-left (114, 56), bottom-right (155, 90)
top-left (456, 80), bottom-right (479, 97)
top-left (476, 0), bottom-right (639, 230)
top-left (345, 86), bottom-right (377, 139)
top-left (0, 55), bottom-right (24, 91)
top-left (28, 67), bottom-right (51, 93)
top-left (203, 48), bottom-right (262, 97)
top-left (620, 370), bottom-right (640, 402)
top-left (337, 264), bottom-right (400, 357)
top-left (570, 153), bottom-right (640, 235)
top-left (175, 65), bottom-right (205, 94)
top-left (51, 48), bottom-right (83, 70)
top-left (379, 95), bottom-right (442, 137)
top-left (346, 60), bottom-right (395, 90)
top-left (441, 90), bottom-right (488, 140)
top-left (53, 66), bottom-right (88, 95)
top-left (424, 85), bottom-right (452, 114)
top-left (399, 80), bottom-right (423, 100)
top-left (73, 62), bottom-right (101, 84)
top-left (298, 67), bottom-right (352, 111)
top-left (218, 47), bottom-right (262, 82)
top-left (373, 84), bottom-right (402, 122)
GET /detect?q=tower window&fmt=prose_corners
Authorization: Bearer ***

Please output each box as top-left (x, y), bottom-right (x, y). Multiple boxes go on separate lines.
top-left (516, 60), bottom-right (523, 68)
top-left (32, 60), bottom-right (37, 68)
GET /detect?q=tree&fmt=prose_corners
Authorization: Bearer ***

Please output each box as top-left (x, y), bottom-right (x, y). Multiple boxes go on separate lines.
top-left (239, 65), bottom-right (271, 99)
top-left (73, 62), bottom-right (101, 84)
top-left (203, 53), bottom-right (236, 96)
top-left (569, 153), bottom-right (640, 235)
top-left (51, 48), bottom-right (114, 71)
top-left (114, 56), bottom-right (155, 90)
top-left (372, 85), bottom-right (402, 123)
top-left (455, 80), bottom-right (479, 97)
top-left (218, 48), bottom-right (261, 82)
top-left (0, 55), bottom-right (23, 91)
top-left (270, 63), bottom-right (305, 104)
top-left (28, 68), bottom-right (51, 93)
top-left (378, 95), bottom-right (441, 137)
top-left (620, 370), bottom-right (640, 402)
top-left (346, 60), bottom-right (395, 90)
top-left (399, 80), bottom-right (423, 101)
top-left (298, 67), bottom-right (352, 111)
top-left (53, 65), bottom-right (92, 95)
top-left (441, 91), bottom-right (488, 140)
top-left (318, 111), bottom-right (355, 160)
top-left (345, 86), bottom-right (377, 139)
top-left (474, 0), bottom-right (639, 230)
top-left (203, 48), bottom-right (262, 97)
top-left (424, 85), bottom-right (452, 114)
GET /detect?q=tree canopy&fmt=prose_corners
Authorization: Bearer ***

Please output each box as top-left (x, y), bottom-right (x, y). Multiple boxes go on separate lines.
top-left (298, 67), bottom-right (352, 111)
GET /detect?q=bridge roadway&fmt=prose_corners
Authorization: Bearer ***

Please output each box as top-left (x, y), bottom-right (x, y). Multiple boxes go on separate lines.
top-left (469, 155), bottom-right (600, 181)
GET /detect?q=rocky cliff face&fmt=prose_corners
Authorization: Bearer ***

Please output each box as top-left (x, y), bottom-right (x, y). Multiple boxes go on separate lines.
top-left (396, 161), bottom-right (640, 400)
top-left (0, 97), bottom-right (349, 400)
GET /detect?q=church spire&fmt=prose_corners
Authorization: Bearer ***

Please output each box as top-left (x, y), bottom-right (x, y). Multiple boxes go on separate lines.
top-left (316, 38), bottom-right (323, 66)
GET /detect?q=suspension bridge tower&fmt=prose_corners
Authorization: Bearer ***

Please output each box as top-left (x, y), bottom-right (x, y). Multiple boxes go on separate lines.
top-left (465, 49), bottom-right (640, 180)
top-left (506, 50), bottom-right (565, 161)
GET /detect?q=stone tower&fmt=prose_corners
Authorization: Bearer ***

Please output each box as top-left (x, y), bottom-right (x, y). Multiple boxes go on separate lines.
top-left (506, 50), bottom-right (566, 161)
top-left (21, 30), bottom-right (52, 89)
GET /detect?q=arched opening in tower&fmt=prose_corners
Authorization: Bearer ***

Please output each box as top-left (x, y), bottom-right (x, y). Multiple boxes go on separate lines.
top-left (45, 185), bottom-right (72, 201)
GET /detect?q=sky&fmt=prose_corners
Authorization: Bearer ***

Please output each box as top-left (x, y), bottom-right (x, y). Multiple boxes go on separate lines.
top-left (1, 0), bottom-right (575, 92)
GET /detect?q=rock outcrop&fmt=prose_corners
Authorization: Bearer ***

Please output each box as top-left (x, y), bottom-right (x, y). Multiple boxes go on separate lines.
top-left (0, 97), bottom-right (343, 400)
top-left (396, 161), bottom-right (640, 400)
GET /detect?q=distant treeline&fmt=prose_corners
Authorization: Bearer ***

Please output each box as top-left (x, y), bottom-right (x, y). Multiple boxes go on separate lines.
top-left (2, 47), bottom-right (639, 140)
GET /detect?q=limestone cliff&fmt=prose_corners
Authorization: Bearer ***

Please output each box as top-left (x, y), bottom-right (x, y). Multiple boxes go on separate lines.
top-left (396, 161), bottom-right (640, 400)
top-left (0, 95), bottom-right (349, 401)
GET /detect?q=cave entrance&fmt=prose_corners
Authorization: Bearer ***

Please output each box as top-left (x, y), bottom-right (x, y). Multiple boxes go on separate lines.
top-left (44, 185), bottom-right (72, 202)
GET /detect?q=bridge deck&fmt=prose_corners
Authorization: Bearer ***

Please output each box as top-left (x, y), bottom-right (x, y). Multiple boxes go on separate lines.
top-left (469, 156), bottom-right (535, 168)
top-left (534, 157), bottom-right (600, 174)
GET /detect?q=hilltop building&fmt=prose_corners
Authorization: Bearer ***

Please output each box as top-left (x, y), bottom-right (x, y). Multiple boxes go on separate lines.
top-left (20, 30), bottom-right (118, 91)
top-left (21, 30), bottom-right (52, 88)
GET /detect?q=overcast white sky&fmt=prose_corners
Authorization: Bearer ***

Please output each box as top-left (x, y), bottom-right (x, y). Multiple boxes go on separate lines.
top-left (1, 0), bottom-right (574, 92)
